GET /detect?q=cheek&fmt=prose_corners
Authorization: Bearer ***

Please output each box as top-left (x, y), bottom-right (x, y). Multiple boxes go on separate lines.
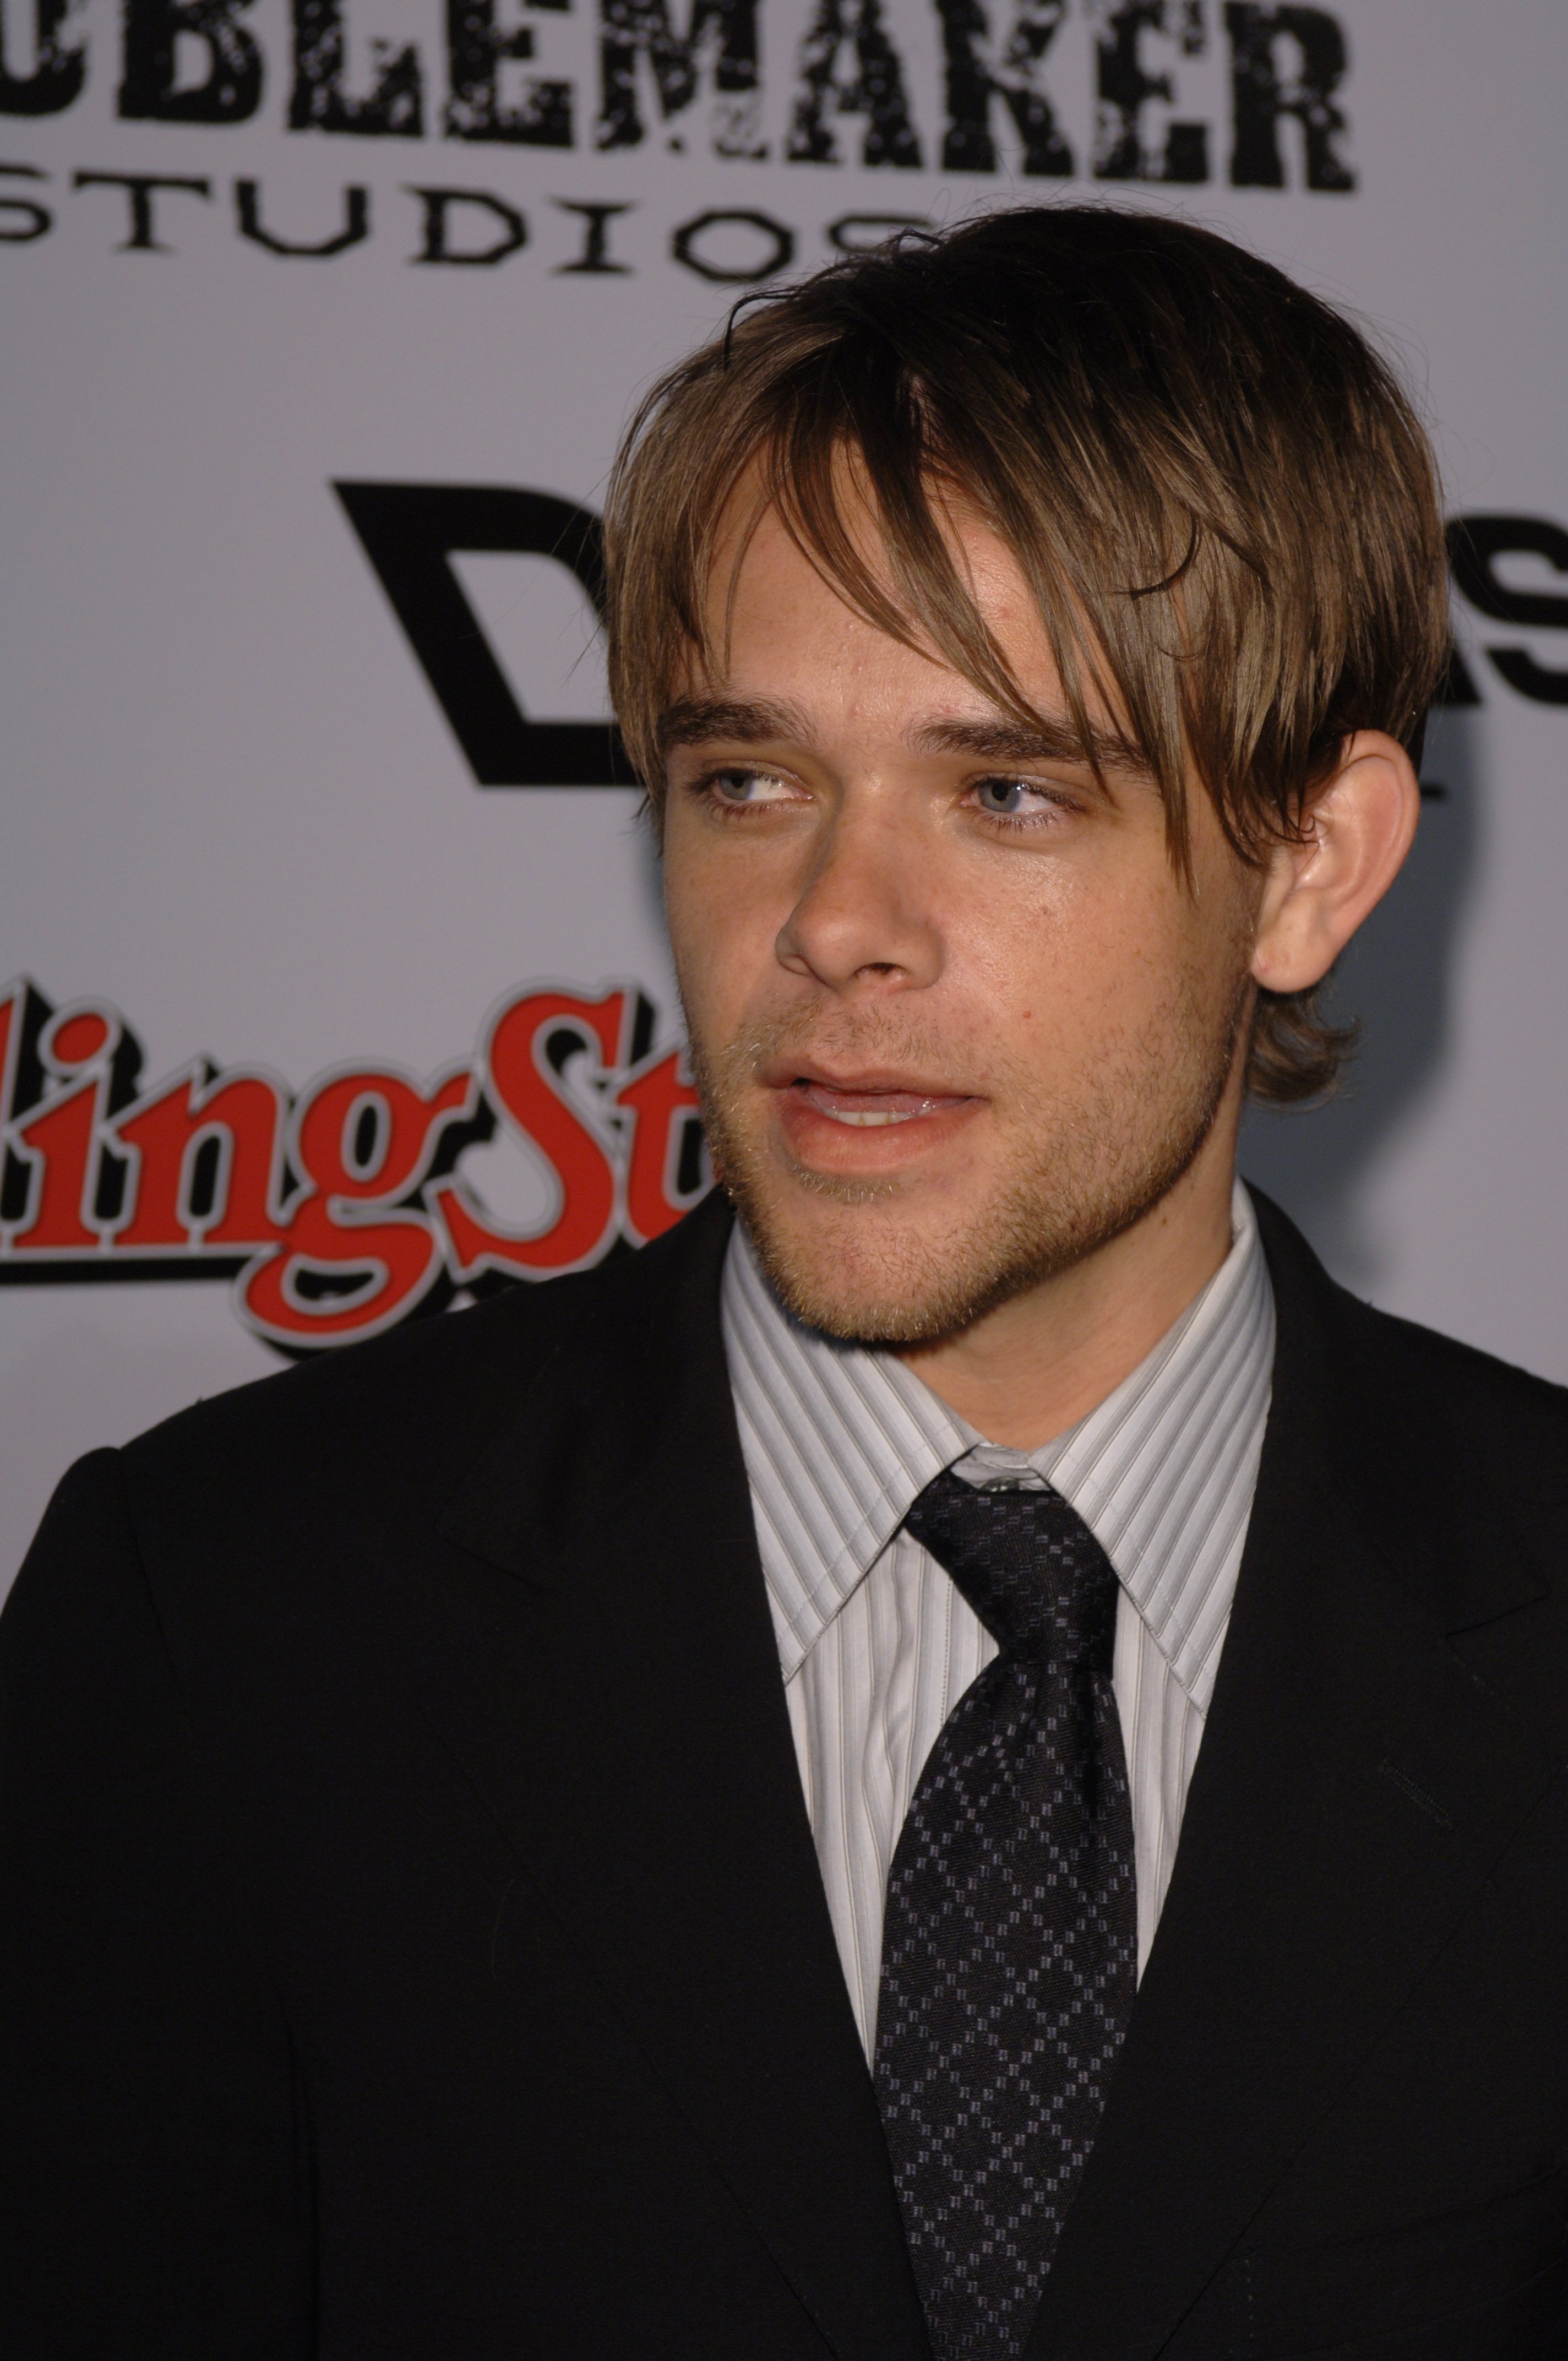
top-left (663, 833), bottom-right (781, 1020)
top-left (961, 866), bottom-right (1226, 1080)
top-left (964, 877), bottom-right (1155, 1036)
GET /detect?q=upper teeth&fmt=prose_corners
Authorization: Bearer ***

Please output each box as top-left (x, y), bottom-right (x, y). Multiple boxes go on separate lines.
top-left (825, 1107), bottom-right (919, 1125)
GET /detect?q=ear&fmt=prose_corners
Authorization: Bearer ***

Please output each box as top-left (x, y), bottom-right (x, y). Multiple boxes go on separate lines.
top-left (1251, 730), bottom-right (1422, 994)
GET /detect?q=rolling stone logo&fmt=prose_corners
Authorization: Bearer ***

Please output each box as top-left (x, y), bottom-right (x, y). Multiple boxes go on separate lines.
top-left (0, 976), bottom-right (710, 1351)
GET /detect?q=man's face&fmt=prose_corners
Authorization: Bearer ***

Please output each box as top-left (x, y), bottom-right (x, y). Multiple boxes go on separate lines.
top-left (660, 497), bottom-right (1262, 1347)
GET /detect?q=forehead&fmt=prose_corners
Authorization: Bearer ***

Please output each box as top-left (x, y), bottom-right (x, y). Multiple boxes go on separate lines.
top-left (662, 488), bottom-right (1178, 817)
top-left (712, 492), bottom-right (1042, 630)
top-left (664, 511), bottom-right (1151, 779)
top-left (694, 498), bottom-right (1068, 721)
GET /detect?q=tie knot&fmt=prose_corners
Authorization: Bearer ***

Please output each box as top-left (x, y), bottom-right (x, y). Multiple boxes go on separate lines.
top-left (903, 1466), bottom-right (1120, 1666)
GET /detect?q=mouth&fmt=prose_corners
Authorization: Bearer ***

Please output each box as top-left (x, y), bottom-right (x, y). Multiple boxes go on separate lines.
top-left (759, 1062), bottom-right (984, 1173)
top-left (788, 1078), bottom-right (975, 1127)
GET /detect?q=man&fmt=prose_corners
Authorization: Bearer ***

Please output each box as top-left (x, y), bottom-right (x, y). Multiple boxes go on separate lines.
top-left (3, 208), bottom-right (1566, 2360)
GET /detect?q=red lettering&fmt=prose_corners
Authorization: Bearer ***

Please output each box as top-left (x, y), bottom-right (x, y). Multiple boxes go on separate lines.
top-left (12, 1079), bottom-right (103, 1250)
top-left (1, 980), bottom-right (703, 1330)
top-left (51, 1010), bottom-right (112, 1067)
top-left (240, 1063), bottom-right (475, 1346)
top-left (431, 989), bottom-right (624, 1281)
top-left (616, 1049), bottom-right (705, 1244)
top-left (40, 1000), bottom-right (122, 1081)
top-left (6, 995), bottom-right (128, 1254)
top-left (115, 1068), bottom-right (288, 1250)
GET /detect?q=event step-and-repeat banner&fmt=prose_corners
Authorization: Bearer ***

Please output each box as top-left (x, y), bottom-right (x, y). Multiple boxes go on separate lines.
top-left (2, 0), bottom-right (1565, 1585)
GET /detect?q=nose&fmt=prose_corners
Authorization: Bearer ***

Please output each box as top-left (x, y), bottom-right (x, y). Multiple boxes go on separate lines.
top-left (775, 796), bottom-right (944, 995)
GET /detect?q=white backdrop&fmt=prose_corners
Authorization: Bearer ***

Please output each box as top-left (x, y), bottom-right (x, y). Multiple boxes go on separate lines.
top-left (3, 0), bottom-right (1565, 1589)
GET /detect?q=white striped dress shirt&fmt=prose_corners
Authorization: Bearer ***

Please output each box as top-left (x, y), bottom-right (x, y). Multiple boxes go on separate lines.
top-left (721, 1180), bottom-right (1276, 2058)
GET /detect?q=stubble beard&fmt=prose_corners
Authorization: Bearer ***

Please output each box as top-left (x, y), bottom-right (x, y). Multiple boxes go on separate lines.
top-left (685, 964), bottom-right (1253, 1351)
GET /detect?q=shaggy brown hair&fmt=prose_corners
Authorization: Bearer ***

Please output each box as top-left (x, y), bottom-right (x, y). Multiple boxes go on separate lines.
top-left (603, 206), bottom-right (1449, 1102)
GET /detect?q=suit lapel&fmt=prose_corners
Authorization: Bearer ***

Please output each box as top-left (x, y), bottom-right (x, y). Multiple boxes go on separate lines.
top-left (424, 1198), bottom-right (929, 2361)
top-left (1028, 1196), bottom-right (1562, 2361)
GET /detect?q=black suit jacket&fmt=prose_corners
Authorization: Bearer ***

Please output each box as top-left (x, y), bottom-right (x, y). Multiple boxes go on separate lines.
top-left (3, 1189), bottom-right (1568, 2359)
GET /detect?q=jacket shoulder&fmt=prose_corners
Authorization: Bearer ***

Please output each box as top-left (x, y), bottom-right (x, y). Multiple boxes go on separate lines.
top-left (1341, 1293), bottom-right (1568, 1506)
top-left (113, 1194), bottom-right (734, 1548)
top-left (126, 1209), bottom-right (727, 1464)
top-left (1251, 1185), bottom-right (1568, 1509)
top-left (122, 1258), bottom-right (588, 1486)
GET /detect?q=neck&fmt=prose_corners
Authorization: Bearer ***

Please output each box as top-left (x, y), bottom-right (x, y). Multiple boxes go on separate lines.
top-left (895, 1120), bottom-right (1241, 1451)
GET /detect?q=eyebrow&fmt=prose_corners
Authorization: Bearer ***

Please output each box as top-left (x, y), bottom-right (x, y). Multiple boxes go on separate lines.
top-left (910, 715), bottom-right (1155, 779)
top-left (656, 698), bottom-right (813, 755)
top-left (656, 696), bottom-right (1153, 781)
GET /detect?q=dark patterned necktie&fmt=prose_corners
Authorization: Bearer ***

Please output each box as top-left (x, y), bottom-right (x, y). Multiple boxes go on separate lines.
top-left (874, 1470), bottom-right (1137, 2361)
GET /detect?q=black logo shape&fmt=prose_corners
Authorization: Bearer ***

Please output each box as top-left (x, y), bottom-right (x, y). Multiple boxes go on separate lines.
top-left (1447, 515), bottom-right (1568, 708)
top-left (335, 481), bottom-right (631, 784)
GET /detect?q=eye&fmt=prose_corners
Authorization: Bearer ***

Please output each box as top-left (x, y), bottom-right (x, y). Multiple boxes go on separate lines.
top-left (970, 776), bottom-right (1061, 822)
top-left (703, 766), bottom-right (803, 809)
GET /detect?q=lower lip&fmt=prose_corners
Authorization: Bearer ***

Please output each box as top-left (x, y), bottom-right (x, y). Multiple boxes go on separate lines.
top-left (773, 1080), bottom-right (982, 1170)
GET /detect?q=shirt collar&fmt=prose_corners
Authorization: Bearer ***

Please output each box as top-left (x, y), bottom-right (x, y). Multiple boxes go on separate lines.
top-left (722, 1180), bottom-right (1274, 1698)
top-left (721, 1232), bottom-right (971, 1676)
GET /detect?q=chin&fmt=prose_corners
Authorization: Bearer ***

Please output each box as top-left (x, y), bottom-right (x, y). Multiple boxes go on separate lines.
top-left (720, 1096), bottom-right (1230, 1351)
top-left (729, 1184), bottom-right (1067, 1350)
top-left (767, 1260), bottom-right (980, 1350)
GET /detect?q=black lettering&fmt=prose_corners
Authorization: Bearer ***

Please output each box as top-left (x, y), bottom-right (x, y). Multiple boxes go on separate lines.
top-left (187, 1131), bottom-right (224, 1222)
top-left (786, 0), bottom-right (921, 168)
top-left (445, 0), bottom-right (570, 144)
top-left (235, 177), bottom-right (368, 253)
top-left (73, 167), bottom-right (210, 249)
top-left (0, 1163), bottom-right (32, 1233)
top-left (0, 158), bottom-right (49, 237)
top-left (1430, 639), bottom-right (1482, 709)
top-left (1449, 515), bottom-right (1568, 707)
top-left (937, 0), bottom-right (1071, 177)
top-left (826, 209), bottom-right (925, 252)
top-left (1225, 3), bottom-right (1353, 191)
top-left (288, 0), bottom-right (421, 134)
top-left (670, 203), bottom-right (792, 282)
top-left (0, 0), bottom-right (84, 115)
top-left (553, 196), bottom-right (632, 271)
top-left (333, 482), bottom-right (628, 785)
top-left (407, 182), bottom-right (524, 260)
top-left (119, 0), bottom-right (262, 121)
top-left (1448, 516), bottom-right (1568, 631)
top-left (1483, 649), bottom-right (1568, 708)
top-left (1095, 0), bottom-right (1207, 183)
top-left (595, 0), bottom-right (760, 157)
